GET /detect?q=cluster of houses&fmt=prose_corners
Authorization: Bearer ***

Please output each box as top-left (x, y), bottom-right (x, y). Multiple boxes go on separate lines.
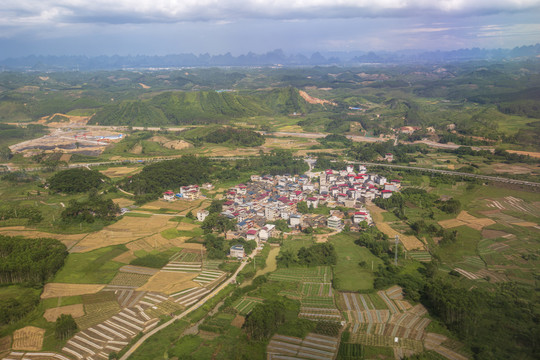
top-left (163, 183), bottom-right (214, 201)
top-left (195, 164), bottom-right (401, 247)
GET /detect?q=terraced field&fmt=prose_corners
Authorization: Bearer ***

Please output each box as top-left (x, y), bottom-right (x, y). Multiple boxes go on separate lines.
top-left (233, 297), bottom-right (264, 315)
top-left (267, 333), bottom-right (339, 360)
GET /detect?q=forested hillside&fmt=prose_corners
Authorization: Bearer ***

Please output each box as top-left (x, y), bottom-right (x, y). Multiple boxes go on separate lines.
top-left (88, 87), bottom-right (316, 126)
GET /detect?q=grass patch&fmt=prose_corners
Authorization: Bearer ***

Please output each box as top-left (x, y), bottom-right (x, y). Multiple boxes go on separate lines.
top-left (41, 295), bottom-right (83, 310)
top-left (329, 233), bottom-right (384, 292)
top-left (124, 212), bottom-right (152, 218)
top-left (53, 245), bottom-right (127, 284)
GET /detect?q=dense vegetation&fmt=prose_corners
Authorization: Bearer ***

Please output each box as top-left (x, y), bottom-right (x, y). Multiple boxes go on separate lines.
top-left (0, 235), bottom-right (68, 284)
top-left (242, 300), bottom-right (286, 340)
top-left (277, 243), bottom-right (337, 267)
top-left (48, 168), bottom-right (107, 194)
top-left (0, 204), bottom-right (43, 224)
top-left (121, 155), bottom-right (212, 201)
top-left (55, 314), bottom-right (78, 340)
top-left (61, 193), bottom-right (120, 223)
top-left (204, 127), bottom-right (265, 147)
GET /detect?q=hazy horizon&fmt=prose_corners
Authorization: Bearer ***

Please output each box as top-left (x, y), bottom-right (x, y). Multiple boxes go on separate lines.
top-left (1, 1), bottom-right (540, 58)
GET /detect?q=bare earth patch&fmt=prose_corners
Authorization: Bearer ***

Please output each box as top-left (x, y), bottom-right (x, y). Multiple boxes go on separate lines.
top-left (298, 90), bottom-right (337, 106)
top-left (513, 222), bottom-right (537, 227)
top-left (12, 326), bottom-right (45, 351)
top-left (440, 211), bottom-right (495, 231)
top-left (137, 271), bottom-right (200, 295)
top-left (149, 135), bottom-right (191, 150)
top-left (481, 229), bottom-right (510, 239)
top-left (0, 335), bottom-right (11, 352)
top-left (43, 304), bottom-right (85, 322)
top-left (41, 283), bottom-right (105, 299)
top-left (100, 166), bottom-right (141, 178)
top-left (231, 315), bottom-right (245, 328)
top-left (113, 197), bottom-right (135, 208)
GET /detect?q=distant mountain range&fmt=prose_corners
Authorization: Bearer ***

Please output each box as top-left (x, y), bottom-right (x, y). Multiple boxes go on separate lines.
top-left (1, 45), bottom-right (539, 71)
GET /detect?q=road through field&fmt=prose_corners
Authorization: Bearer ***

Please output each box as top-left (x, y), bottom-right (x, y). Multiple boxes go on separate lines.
top-left (119, 249), bottom-right (256, 360)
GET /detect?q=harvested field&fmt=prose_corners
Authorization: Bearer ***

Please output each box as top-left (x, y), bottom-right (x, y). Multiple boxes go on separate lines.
top-left (149, 136), bottom-right (191, 150)
top-left (481, 229), bottom-right (510, 239)
top-left (231, 315), bottom-right (245, 328)
top-left (506, 149), bottom-right (540, 159)
top-left (119, 265), bottom-right (159, 276)
top-left (113, 197), bottom-right (136, 208)
top-left (513, 222), bottom-right (537, 227)
top-left (137, 271), bottom-right (199, 295)
top-left (73, 215), bottom-right (171, 253)
top-left (0, 227), bottom-right (85, 249)
top-left (438, 219), bottom-right (466, 229)
top-left (141, 199), bottom-right (207, 213)
top-left (100, 167), bottom-right (141, 178)
top-left (109, 272), bottom-right (152, 287)
top-left (12, 326), bottom-right (45, 351)
top-left (43, 304), bottom-right (85, 322)
top-left (0, 335), bottom-right (10, 353)
top-left (113, 250), bottom-right (137, 264)
top-left (485, 196), bottom-right (540, 217)
top-left (41, 283), bottom-right (105, 299)
top-left (368, 205), bottom-right (425, 250)
top-left (439, 211), bottom-right (495, 231)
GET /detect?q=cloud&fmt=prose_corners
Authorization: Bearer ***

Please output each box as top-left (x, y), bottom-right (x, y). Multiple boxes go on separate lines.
top-left (1, 0), bottom-right (540, 27)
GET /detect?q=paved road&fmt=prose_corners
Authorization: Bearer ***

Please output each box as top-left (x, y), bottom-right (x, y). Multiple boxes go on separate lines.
top-left (119, 250), bottom-right (256, 360)
top-left (349, 161), bottom-right (540, 188)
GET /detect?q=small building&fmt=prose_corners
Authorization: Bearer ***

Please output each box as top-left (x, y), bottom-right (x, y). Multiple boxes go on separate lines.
top-left (197, 209), bottom-right (209, 222)
top-left (163, 191), bottom-right (175, 201)
top-left (327, 215), bottom-right (342, 230)
top-left (246, 229), bottom-right (258, 241)
top-left (384, 153), bottom-right (394, 162)
top-left (230, 245), bottom-right (245, 259)
top-left (381, 190), bottom-right (393, 199)
top-left (259, 224), bottom-right (276, 241)
top-left (289, 214), bottom-right (302, 228)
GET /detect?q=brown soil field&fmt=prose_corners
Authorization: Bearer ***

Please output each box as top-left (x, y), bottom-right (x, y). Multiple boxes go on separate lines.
top-left (112, 197), bottom-right (135, 208)
top-left (113, 250), bottom-right (137, 263)
top-left (149, 136), bottom-right (191, 150)
top-left (72, 215), bottom-right (171, 252)
top-left (137, 271), bottom-right (200, 294)
top-left (440, 211), bottom-right (495, 231)
top-left (12, 326), bottom-right (45, 351)
top-left (491, 163), bottom-right (535, 175)
top-left (506, 150), bottom-right (540, 159)
top-left (126, 232), bottom-right (186, 252)
top-left (481, 229), bottom-right (510, 239)
top-left (367, 205), bottom-right (425, 250)
top-left (100, 166), bottom-right (142, 178)
top-left (231, 315), bottom-right (245, 328)
top-left (43, 304), bottom-right (85, 322)
top-left (139, 83), bottom-right (150, 89)
top-left (0, 335), bottom-right (11, 352)
top-left (130, 143), bottom-right (143, 154)
top-left (41, 283), bottom-right (105, 299)
top-left (59, 153), bottom-right (72, 162)
top-left (0, 227), bottom-right (85, 249)
top-left (264, 137), bottom-right (318, 150)
top-left (177, 222), bottom-right (199, 231)
top-left (438, 219), bottom-right (467, 229)
top-left (119, 265), bottom-right (160, 275)
top-left (513, 222), bottom-right (537, 227)
top-left (203, 145), bottom-right (260, 157)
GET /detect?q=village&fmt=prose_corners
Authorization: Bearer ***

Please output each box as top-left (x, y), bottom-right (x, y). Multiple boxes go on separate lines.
top-left (163, 164), bottom-right (402, 257)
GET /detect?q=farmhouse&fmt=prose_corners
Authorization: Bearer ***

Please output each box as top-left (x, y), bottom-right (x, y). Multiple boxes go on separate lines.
top-left (163, 191), bottom-right (175, 201)
top-left (327, 215), bottom-right (342, 230)
top-left (230, 245), bottom-right (245, 259)
top-left (197, 209), bottom-right (209, 222)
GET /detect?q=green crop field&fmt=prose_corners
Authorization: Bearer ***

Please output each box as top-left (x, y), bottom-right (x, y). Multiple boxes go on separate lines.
top-left (53, 245), bottom-right (127, 284)
top-left (329, 233), bottom-right (384, 292)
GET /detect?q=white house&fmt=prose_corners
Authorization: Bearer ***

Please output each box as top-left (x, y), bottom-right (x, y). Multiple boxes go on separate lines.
top-left (259, 224), bottom-right (276, 241)
top-left (327, 215), bottom-right (342, 230)
top-left (197, 209), bottom-right (209, 222)
top-left (289, 214), bottom-right (302, 228)
top-left (163, 191), bottom-right (175, 201)
top-left (230, 245), bottom-right (245, 259)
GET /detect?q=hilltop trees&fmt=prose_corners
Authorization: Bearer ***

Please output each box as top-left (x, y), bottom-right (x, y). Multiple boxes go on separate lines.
top-left (48, 168), bottom-right (107, 194)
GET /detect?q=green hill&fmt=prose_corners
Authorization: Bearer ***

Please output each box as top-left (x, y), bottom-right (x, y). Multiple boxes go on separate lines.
top-left (89, 87), bottom-right (317, 126)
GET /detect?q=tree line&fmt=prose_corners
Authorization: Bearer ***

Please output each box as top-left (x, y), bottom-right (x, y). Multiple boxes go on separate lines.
top-left (0, 235), bottom-right (68, 284)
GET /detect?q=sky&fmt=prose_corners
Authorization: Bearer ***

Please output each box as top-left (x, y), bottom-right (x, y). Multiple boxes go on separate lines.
top-left (1, 0), bottom-right (540, 58)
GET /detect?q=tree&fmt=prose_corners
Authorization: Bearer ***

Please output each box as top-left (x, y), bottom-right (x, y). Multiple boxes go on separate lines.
top-left (297, 201), bottom-right (309, 214)
top-left (186, 210), bottom-right (195, 220)
top-left (243, 300), bottom-right (286, 340)
top-left (55, 314), bottom-right (77, 340)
